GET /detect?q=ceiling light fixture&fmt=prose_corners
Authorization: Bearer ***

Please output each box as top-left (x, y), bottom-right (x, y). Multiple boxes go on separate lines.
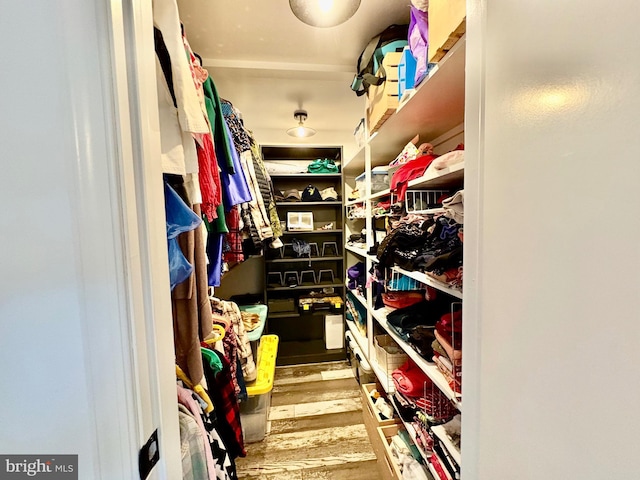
top-left (289, 0), bottom-right (361, 28)
top-left (287, 109), bottom-right (316, 138)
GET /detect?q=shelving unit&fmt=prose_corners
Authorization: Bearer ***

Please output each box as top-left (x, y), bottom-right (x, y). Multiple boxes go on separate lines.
top-left (392, 266), bottom-right (463, 300)
top-left (262, 145), bottom-right (346, 366)
top-left (266, 256), bottom-right (343, 264)
top-left (343, 32), bottom-right (466, 480)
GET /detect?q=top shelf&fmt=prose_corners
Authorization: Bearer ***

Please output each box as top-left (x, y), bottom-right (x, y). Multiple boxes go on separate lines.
top-left (270, 173), bottom-right (343, 179)
top-left (344, 37), bottom-right (466, 173)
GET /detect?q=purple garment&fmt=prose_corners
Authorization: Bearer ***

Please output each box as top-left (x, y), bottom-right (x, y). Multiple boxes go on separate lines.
top-left (207, 232), bottom-right (225, 287)
top-left (409, 6), bottom-right (429, 85)
top-left (218, 120), bottom-right (252, 208)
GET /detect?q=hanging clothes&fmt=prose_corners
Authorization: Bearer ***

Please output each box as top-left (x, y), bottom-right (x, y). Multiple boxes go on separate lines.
top-left (249, 139), bottom-right (282, 239)
top-left (164, 182), bottom-right (202, 290)
top-left (223, 206), bottom-right (244, 264)
top-left (202, 350), bottom-right (246, 460)
top-left (178, 404), bottom-right (210, 480)
top-left (202, 77), bottom-right (253, 208)
top-left (153, 0), bottom-right (209, 135)
top-left (177, 384), bottom-right (236, 480)
top-left (210, 298), bottom-right (256, 384)
top-left (172, 199), bottom-right (214, 386)
top-left (221, 100), bottom-right (274, 242)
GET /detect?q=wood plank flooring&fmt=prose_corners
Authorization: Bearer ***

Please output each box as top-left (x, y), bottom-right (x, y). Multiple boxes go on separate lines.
top-left (235, 361), bottom-right (382, 480)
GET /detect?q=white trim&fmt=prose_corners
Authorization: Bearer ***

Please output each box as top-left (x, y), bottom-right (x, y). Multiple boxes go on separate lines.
top-left (202, 57), bottom-right (353, 73)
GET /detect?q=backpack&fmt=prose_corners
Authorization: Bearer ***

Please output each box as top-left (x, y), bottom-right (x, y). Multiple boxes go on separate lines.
top-left (350, 24), bottom-right (409, 97)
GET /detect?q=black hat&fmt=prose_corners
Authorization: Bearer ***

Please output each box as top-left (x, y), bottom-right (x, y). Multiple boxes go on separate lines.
top-left (301, 185), bottom-right (322, 202)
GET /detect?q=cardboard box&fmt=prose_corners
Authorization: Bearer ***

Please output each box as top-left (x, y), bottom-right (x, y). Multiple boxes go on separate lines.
top-left (429, 0), bottom-right (466, 63)
top-left (367, 52), bottom-right (403, 134)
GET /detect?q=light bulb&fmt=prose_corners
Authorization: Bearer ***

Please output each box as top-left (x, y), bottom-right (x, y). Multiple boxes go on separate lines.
top-left (318, 0), bottom-right (334, 13)
top-left (296, 126), bottom-right (306, 137)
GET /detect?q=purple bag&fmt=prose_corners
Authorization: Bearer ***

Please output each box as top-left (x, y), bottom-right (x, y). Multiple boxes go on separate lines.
top-left (347, 262), bottom-right (365, 290)
top-left (409, 6), bottom-right (429, 86)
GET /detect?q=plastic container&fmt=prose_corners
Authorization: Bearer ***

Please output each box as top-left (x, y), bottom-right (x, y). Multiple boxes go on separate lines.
top-left (355, 167), bottom-right (390, 195)
top-left (398, 47), bottom-right (417, 98)
top-left (240, 335), bottom-right (279, 443)
top-left (238, 304), bottom-right (268, 342)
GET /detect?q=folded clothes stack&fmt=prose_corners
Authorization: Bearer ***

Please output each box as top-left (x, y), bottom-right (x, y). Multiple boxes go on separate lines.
top-left (376, 194), bottom-right (464, 290)
top-left (392, 359), bottom-right (459, 419)
top-left (385, 296), bottom-right (455, 361)
top-left (432, 309), bottom-right (462, 394)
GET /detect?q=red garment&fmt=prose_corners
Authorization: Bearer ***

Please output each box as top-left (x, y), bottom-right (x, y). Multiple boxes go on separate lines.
top-left (390, 154), bottom-right (438, 201)
top-left (382, 291), bottom-right (424, 309)
top-left (430, 455), bottom-right (450, 480)
top-left (435, 310), bottom-right (462, 349)
top-left (223, 205), bottom-right (244, 264)
top-left (196, 133), bottom-right (223, 221)
top-left (202, 349), bottom-right (246, 459)
top-left (391, 359), bottom-right (432, 397)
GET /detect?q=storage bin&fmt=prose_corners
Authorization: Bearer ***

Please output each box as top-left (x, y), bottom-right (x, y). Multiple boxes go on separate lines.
top-left (240, 335), bottom-right (279, 443)
top-left (355, 168), bottom-right (390, 195)
top-left (267, 297), bottom-right (295, 313)
top-left (375, 335), bottom-right (409, 373)
top-left (398, 47), bottom-right (417, 98)
top-left (428, 0), bottom-right (466, 63)
top-left (286, 211), bottom-right (314, 231)
top-left (367, 52), bottom-right (402, 134)
top-left (346, 337), bottom-right (376, 385)
top-left (361, 383), bottom-right (401, 460)
top-left (324, 314), bottom-right (344, 349)
top-left (377, 424), bottom-right (405, 480)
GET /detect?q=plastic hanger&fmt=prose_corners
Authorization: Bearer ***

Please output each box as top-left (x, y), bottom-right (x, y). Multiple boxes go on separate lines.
top-left (203, 323), bottom-right (226, 345)
top-left (175, 365), bottom-right (214, 414)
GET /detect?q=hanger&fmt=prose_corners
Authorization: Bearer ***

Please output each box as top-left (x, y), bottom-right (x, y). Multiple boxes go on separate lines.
top-left (201, 347), bottom-right (223, 376)
top-left (203, 323), bottom-right (226, 345)
top-left (175, 365), bottom-right (214, 414)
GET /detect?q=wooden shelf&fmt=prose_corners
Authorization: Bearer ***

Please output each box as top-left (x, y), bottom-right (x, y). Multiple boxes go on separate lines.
top-left (368, 38), bottom-right (466, 168)
top-left (267, 281), bottom-right (344, 292)
top-left (346, 162), bottom-right (464, 206)
top-left (431, 424), bottom-right (461, 465)
top-left (276, 340), bottom-right (346, 366)
top-left (392, 266), bottom-right (463, 299)
top-left (345, 244), bottom-right (378, 263)
top-left (266, 256), bottom-right (343, 264)
top-left (281, 229), bottom-right (343, 235)
top-left (270, 173), bottom-right (342, 179)
top-left (343, 144), bottom-right (366, 174)
top-left (370, 188), bottom-right (391, 201)
top-left (267, 311), bottom-right (300, 319)
top-left (407, 161), bottom-right (464, 190)
top-left (276, 201), bottom-right (342, 207)
top-left (346, 287), bottom-right (368, 310)
top-left (371, 306), bottom-right (462, 410)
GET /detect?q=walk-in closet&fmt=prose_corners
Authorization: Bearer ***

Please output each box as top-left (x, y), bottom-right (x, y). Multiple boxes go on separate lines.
top-left (3, 1), bottom-right (640, 480)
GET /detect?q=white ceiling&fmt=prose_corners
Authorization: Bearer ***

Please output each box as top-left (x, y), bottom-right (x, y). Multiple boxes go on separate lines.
top-left (176, 0), bottom-right (412, 156)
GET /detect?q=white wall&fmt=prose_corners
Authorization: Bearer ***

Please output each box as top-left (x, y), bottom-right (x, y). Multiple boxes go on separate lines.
top-left (463, 1), bottom-right (640, 478)
top-left (0, 1), bottom-right (180, 478)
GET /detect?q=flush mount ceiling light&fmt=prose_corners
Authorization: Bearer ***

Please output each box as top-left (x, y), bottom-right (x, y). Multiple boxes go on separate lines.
top-left (286, 109), bottom-right (316, 138)
top-left (289, 0), bottom-right (361, 28)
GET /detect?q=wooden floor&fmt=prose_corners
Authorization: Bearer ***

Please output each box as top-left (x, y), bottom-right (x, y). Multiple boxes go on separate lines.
top-left (235, 361), bottom-right (383, 480)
